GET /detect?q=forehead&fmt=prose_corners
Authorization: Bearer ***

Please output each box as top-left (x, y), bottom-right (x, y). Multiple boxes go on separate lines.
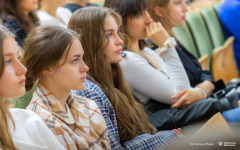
top-left (105, 15), bottom-right (118, 30)
top-left (66, 38), bottom-right (84, 57)
top-left (3, 37), bottom-right (18, 55)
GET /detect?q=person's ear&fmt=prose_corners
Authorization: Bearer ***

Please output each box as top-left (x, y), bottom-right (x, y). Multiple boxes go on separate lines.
top-left (154, 6), bottom-right (164, 18)
top-left (42, 69), bottom-right (51, 76)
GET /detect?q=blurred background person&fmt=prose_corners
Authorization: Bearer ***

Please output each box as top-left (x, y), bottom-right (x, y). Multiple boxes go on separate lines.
top-left (0, 0), bottom-right (39, 48)
top-left (219, 0), bottom-right (240, 72)
top-left (38, 0), bottom-right (71, 28)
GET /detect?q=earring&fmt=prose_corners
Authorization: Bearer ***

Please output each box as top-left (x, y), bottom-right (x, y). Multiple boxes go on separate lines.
top-left (48, 73), bottom-right (50, 76)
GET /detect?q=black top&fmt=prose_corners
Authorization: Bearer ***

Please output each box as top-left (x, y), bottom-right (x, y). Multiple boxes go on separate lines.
top-left (3, 18), bottom-right (27, 48)
top-left (175, 42), bottom-right (214, 87)
top-left (64, 3), bottom-right (97, 13)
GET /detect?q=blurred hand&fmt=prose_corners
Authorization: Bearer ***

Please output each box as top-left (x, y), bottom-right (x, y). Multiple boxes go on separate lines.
top-left (172, 128), bottom-right (185, 139)
top-left (171, 89), bottom-right (205, 109)
top-left (146, 22), bottom-right (170, 48)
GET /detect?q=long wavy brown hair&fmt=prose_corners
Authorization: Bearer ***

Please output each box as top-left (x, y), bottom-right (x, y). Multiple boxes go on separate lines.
top-left (0, 25), bottom-right (18, 150)
top-left (68, 6), bottom-right (157, 143)
top-left (0, 0), bottom-right (38, 32)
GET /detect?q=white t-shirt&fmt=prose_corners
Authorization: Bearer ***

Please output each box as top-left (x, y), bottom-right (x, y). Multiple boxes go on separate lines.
top-left (120, 47), bottom-right (191, 104)
top-left (57, 7), bottom-right (73, 25)
top-left (37, 9), bottom-right (72, 28)
top-left (10, 108), bottom-right (66, 150)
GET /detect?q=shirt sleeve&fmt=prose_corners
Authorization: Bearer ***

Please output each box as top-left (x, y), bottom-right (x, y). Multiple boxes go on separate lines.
top-left (122, 131), bottom-right (179, 150)
top-left (120, 47), bottom-right (191, 104)
top-left (27, 111), bottom-right (67, 150)
top-left (200, 70), bottom-right (214, 84)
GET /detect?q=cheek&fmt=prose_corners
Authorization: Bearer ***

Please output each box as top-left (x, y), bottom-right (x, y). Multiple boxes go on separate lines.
top-left (104, 42), bottom-right (114, 58)
top-left (0, 71), bottom-right (15, 97)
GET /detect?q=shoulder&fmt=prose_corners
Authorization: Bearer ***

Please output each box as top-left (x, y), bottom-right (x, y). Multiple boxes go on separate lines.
top-left (121, 50), bottom-right (144, 62)
top-left (219, 0), bottom-right (240, 19)
top-left (72, 94), bottom-right (98, 107)
top-left (3, 19), bottom-right (21, 30)
top-left (37, 11), bottom-right (52, 21)
top-left (143, 47), bottom-right (157, 55)
top-left (57, 7), bottom-right (72, 20)
top-left (10, 108), bottom-right (45, 124)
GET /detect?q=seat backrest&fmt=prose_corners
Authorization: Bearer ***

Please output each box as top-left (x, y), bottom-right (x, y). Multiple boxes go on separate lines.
top-left (186, 12), bottom-right (214, 57)
top-left (224, 36), bottom-right (239, 83)
top-left (209, 45), bottom-right (227, 83)
top-left (173, 24), bottom-right (199, 58)
top-left (200, 7), bottom-right (225, 48)
top-left (14, 83), bottom-right (37, 109)
top-left (212, 1), bottom-right (222, 15)
top-left (198, 54), bottom-right (209, 70)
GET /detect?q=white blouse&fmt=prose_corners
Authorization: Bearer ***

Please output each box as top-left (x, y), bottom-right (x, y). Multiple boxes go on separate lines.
top-left (37, 9), bottom-right (71, 28)
top-left (120, 47), bottom-right (191, 104)
top-left (10, 108), bottom-right (66, 150)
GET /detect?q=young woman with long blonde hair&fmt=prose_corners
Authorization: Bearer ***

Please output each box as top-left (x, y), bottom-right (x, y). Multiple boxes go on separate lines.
top-left (0, 25), bottom-right (65, 150)
top-left (69, 6), bottom-right (181, 150)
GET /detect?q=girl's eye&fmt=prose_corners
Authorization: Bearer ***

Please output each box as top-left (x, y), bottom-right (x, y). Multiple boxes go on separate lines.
top-left (107, 33), bottom-right (113, 37)
top-left (5, 59), bottom-right (11, 65)
top-left (72, 58), bottom-right (79, 64)
top-left (137, 12), bottom-right (143, 18)
top-left (175, 0), bottom-right (181, 4)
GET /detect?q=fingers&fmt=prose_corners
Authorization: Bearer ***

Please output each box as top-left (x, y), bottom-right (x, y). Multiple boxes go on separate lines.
top-left (146, 25), bottom-right (150, 37)
top-left (171, 94), bottom-right (188, 108)
top-left (172, 89), bottom-right (188, 99)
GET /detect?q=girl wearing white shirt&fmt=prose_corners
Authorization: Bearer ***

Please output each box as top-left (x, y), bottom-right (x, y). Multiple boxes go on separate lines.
top-left (0, 25), bottom-right (66, 150)
top-left (105, 0), bottom-right (226, 130)
top-left (38, 0), bottom-right (72, 28)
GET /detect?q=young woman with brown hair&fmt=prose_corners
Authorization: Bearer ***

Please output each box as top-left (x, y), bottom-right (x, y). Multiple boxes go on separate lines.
top-left (0, 25), bottom-right (66, 150)
top-left (0, 0), bottom-right (39, 47)
top-left (68, 6), bottom-right (181, 150)
top-left (103, 0), bottom-right (235, 131)
top-left (148, 0), bottom-right (240, 124)
top-left (23, 25), bottom-right (111, 150)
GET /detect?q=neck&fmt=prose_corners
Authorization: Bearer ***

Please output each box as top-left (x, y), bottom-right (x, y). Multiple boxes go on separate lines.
top-left (164, 24), bottom-right (173, 35)
top-left (21, 9), bottom-right (30, 16)
top-left (66, 0), bottom-right (87, 7)
top-left (39, 80), bottom-right (70, 111)
top-left (40, 2), bottom-right (58, 18)
top-left (128, 38), bottom-right (141, 53)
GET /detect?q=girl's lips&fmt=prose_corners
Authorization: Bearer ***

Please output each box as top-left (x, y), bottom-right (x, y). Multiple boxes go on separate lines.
top-left (182, 16), bottom-right (186, 20)
top-left (116, 49), bottom-right (123, 54)
top-left (81, 75), bottom-right (87, 81)
top-left (19, 79), bottom-right (26, 85)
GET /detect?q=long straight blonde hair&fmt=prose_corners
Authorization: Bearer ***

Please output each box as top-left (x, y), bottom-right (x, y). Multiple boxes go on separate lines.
top-left (68, 7), bottom-right (157, 143)
top-left (0, 25), bottom-right (18, 150)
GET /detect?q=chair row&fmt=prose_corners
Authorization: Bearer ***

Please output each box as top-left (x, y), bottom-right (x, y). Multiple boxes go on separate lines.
top-left (173, 1), bottom-right (238, 84)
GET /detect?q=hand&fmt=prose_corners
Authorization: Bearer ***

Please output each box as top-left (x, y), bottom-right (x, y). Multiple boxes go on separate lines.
top-left (146, 22), bottom-right (170, 48)
top-left (172, 128), bottom-right (185, 139)
top-left (171, 89), bottom-right (205, 109)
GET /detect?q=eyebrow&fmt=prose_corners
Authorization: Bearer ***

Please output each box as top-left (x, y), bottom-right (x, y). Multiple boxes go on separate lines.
top-left (73, 54), bottom-right (81, 57)
top-left (4, 53), bottom-right (13, 56)
top-left (105, 29), bottom-right (114, 32)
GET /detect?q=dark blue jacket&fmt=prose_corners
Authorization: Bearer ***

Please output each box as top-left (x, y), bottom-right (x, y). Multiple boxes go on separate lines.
top-left (219, 0), bottom-right (240, 70)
